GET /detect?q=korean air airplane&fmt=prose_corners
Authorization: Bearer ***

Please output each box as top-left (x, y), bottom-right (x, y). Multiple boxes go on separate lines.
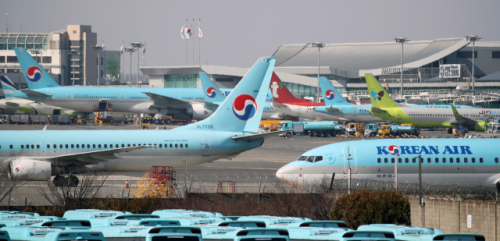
top-left (0, 57), bottom-right (284, 186)
top-left (276, 139), bottom-right (500, 187)
top-left (11, 47), bottom-right (222, 120)
top-left (199, 72), bottom-right (281, 120)
top-left (0, 76), bottom-right (77, 116)
top-left (365, 73), bottom-right (492, 131)
top-left (313, 77), bottom-right (475, 122)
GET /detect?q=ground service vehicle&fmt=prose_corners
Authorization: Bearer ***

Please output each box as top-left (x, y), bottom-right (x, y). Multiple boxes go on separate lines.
top-left (378, 124), bottom-right (420, 137)
top-left (279, 121), bottom-right (343, 138)
top-left (260, 120), bottom-right (282, 132)
top-left (346, 123), bottom-right (365, 137)
top-left (364, 123), bottom-right (379, 137)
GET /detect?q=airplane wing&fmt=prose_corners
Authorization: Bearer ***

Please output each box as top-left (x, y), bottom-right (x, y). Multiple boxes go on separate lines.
top-left (450, 104), bottom-right (477, 125)
top-left (232, 130), bottom-right (289, 142)
top-left (20, 89), bottom-right (52, 97)
top-left (142, 92), bottom-right (193, 109)
top-left (45, 145), bottom-right (153, 165)
top-left (204, 101), bottom-right (219, 109)
top-left (370, 107), bottom-right (388, 114)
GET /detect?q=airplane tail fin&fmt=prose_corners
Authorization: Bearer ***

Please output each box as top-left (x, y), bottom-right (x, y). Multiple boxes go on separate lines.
top-left (199, 72), bottom-right (225, 104)
top-left (0, 76), bottom-right (18, 98)
top-left (365, 73), bottom-right (398, 108)
top-left (14, 47), bottom-right (61, 89)
top-left (178, 57), bottom-right (276, 133)
top-left (269, 72), bottom-right (311, 104)
top-left (318, 77), bottom-right (351, 106)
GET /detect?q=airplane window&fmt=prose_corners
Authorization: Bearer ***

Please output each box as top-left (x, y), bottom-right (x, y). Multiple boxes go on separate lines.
top-left (186, 144), bottom-right (189, 148)
top-left (36, 145), bottom-right (40, 149)
top-left (405, 158), bottom-right (409, 163)
top-left (98, 144), bottom-right (101, 148)
top-left (442, 158), bottom-right (446, 163)
top-left (435, 158), bottom-right (439, 163)
top-left (138, 144), bottom-right (141, 146)
top-left (315, 156), bottom-right (323, 162)
top-left (127, 144), bottom-right (131, 147)
top-left (133, 144), bottom-right (137, 147)
top-left (377, 158), bottom-right (381, 163)
top-left (456, 158), bottom-right (460, 163)
top-left (71, 144), bottom-right (74, 148)
top-left (180, 144), bottom-right (183, 148)
top-left (31, 144), bottom-right (34, 149)
top-left (391, 158), bottom-right (394, 163)
top-left (122, 144), bottom-right (125, 148)
top-left (159, 144), bottom-right (163, 148)
top-left (175, 144), bottom-right (178, 148)
top-left (93, 144), bottom-right (96, 148)
top-left (104, 144), bottom-right (107, 148)
top-left (21, 145), bottom-right (24, 149)
top-left (427, 158), bottom-right (431, 163)
top-left (398, 158), bottom-right (402, 163)
top-left (65, 144), bottom-right (68, 149)
top-left (53, 144), bottom-right (57, 149)
top-left (60, 144), bottom-right (63, 148)
top-left (148, 143), bottom-right (151, 146)
top-left (450, 158), bottom-right (454, 163)
top-left (496, 158), bottom-right (499, 163)
top-left (298, 156), bottom-right (308, 161)
top-left (10, 145), bottom-right (13, 149)
top-left (87, 144), bottom-right (90, 148)
top-left (170, 144), bottom-right (173, 148)
top-left (384, 158), bottom-right (388, 163)
top-left (306, 156), bottom-right (315, 162)
top-left (472, 158), bottom-right (475, 163)
top-left (412, 158), bottom-right (416, 163)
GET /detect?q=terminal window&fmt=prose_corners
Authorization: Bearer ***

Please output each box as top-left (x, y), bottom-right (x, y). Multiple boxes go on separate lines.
top-left (6, 56), bottom-right (18, 63)
top-left (457, 51), bottom-right (477, 58)
top-left (493, 51), bottom-right (500, 59)
top-left (0, 56), bottom-right (4, 62)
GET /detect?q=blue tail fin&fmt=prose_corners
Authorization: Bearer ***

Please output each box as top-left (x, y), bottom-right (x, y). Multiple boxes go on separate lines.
top-left (178, 57), bottom-right (276, 133)
top-left (199, 72), bottom-right (225, 104)
top-left (319, 77), bottom-right (351, 106)
top-left (0, 76), bottom-right (18, 98)
top-left (14, 47), bottom-right (60, 89)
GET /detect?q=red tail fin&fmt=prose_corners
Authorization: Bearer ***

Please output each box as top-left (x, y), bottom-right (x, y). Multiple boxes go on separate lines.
top-left (269, 72), bottom-right (312, 104)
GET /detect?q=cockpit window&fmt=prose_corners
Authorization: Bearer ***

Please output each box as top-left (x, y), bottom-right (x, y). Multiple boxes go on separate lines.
top-left (314, 156), bottom-right (323, 162)
top-left (298, 156), bottom-right (308, 161)
top-left (305, 156), bottom-right (315, 163)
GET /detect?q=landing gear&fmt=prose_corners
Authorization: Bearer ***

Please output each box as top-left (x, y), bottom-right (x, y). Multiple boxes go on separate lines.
top-left (52, 174), bottom-right (79, 187)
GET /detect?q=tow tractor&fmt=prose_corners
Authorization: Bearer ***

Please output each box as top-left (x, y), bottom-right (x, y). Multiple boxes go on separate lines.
top-left (141, 116), bottom-right (152, 129)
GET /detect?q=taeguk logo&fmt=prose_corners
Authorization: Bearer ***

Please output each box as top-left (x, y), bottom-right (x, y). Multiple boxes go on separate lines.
top-left (388, 145), bottom-right (400, 155)
top-left (15, 167), bottom-right (20, 172)
top-left (325, 90), bottom-right (335, 100)
top-left (206, 87), bottom-right (217, 98)
top-left (27, 66), bottom-right (42, 82)
top-left (232, 94), bottom-right (257, 121)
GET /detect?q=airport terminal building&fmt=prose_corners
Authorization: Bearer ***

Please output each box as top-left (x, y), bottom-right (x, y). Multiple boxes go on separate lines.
top-left (142, 37), bottom-right (500, 104)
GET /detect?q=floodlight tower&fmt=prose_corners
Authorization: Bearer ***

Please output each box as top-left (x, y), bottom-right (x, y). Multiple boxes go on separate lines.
top-left (395, 37), bottom-right (409, 97)
top-left (92, 45), bottom-right (105, 86)
top-left (311, 42), bottom-right (325, 102)
top-left (131, 42), bottom-right (145, 87)
top-left (466, 35), bottom-right (481, 92)
top-left (124, 47), bottom-right (135, 87)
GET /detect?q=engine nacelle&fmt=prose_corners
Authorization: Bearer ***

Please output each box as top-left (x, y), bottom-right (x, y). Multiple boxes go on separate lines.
top-left (192, 103), bottom-right (213, 120)
top-left (8, 158), bottom-right (52, 181)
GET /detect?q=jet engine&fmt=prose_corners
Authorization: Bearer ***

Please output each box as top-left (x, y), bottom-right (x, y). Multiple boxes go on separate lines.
top-left (191, 103), bottom-right (213, 120)
top-left (168, 103), bottom-right (213, 120)
top-left (7, 158), bottom-right (52, 181)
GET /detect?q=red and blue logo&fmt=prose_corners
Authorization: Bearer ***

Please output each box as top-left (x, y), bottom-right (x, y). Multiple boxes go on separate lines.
top-left (232, 94), bottom-right (257, 121)
top-left (388, 145), bottom-right (400, 155)
top-left (26, 66), bottom-right (42, 82)
top-left (15, 167), bottom-right (20, 172)
top-left (325, 90), bottom-right (335, 100)
top-left (206, 87), bottom-right (217, 98)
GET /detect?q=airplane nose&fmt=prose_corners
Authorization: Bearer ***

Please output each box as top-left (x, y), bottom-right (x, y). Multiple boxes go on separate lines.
top-left (276, 165), bottom-right (298, 184)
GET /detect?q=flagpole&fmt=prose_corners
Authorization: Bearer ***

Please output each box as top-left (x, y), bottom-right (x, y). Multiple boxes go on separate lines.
top-left (185, 19), bottom-right (188, 66)
top-left (143, 41), bottom-right (146, 65)
top-left (192, 18), bottom-right (195, 66)
top-left (198, 18), bottom-right (201, 65)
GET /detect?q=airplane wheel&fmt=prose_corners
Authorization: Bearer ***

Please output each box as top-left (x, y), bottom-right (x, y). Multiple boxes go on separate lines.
top-left (68, 175), bottom-right (79, 187)
top-left (53, 175), bottom-right (66, 187)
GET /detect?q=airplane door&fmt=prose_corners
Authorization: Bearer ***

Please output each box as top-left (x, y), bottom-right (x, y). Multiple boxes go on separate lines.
top-left (353, 107), bottom-right (358, 116)
top-left (202, 136), bottom-right (210, 156)
top-left (342, 147), bottom-right (357, 174)
top-left (66, 93), bottom-right (73, 99)
top-left (120, 93), bottom-right (126, 99)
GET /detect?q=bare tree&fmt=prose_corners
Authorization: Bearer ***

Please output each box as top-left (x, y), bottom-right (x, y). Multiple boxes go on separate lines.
top-left (38, 167), bottom-right (113, 211)
top-left (0, 167), bottom-right (25, 204)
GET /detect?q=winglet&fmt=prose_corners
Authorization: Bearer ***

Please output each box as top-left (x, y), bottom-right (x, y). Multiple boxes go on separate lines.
top-left (451, 104), bottom-right (460, 117)
top-left (199, 72), bottom-right (225, 104)
top-left (364, 73), bottom-right (398, 108)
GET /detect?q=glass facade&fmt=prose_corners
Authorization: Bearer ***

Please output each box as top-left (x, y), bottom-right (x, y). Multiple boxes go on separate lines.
top-left (0, 34), bottom-right (48, 50)
top-left (69, 40), bottom-right (84, 85)
top-left (165, 74), bottom-right (197, 88)
top-left (282, 82), bottom-right (318, 98)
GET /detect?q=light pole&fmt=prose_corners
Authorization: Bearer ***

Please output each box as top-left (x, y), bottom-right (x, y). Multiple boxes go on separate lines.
top-left (466, 35), bottom-right (481, 92)
top-left (395, 37), bottom-right (409, 98)
top-left (124, 47), bottom-right (135, 87)
top-left (68, 50), bottom-right (79, 86)
top-left (131, 42), bottom-right (145, 87)
top-left (92, 45), bottom-right (105, 86)
top-left (311, 42), bottom-right (325, 102)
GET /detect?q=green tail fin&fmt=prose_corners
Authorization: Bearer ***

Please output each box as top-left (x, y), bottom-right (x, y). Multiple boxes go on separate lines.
top-left (364, 73), bottom-right (398, 108)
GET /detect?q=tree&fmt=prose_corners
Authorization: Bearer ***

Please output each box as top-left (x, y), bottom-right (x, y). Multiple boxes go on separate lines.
top-left (330, 189), bottom-right (410, 229)
top-left (0, 164), bottom-right (24, 204)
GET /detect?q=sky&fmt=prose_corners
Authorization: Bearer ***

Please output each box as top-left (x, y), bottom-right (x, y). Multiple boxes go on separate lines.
top-left (1, 0), bottom-right (500, 71)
